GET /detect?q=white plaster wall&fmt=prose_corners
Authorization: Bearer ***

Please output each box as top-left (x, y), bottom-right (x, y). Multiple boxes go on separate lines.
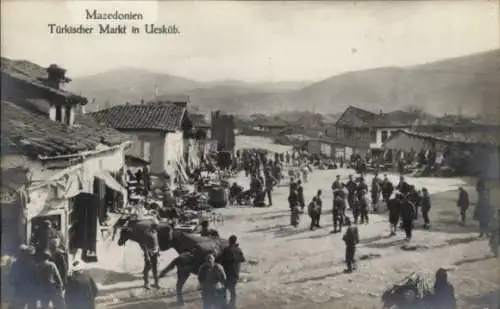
top-left (164, 131), bottom-right (184, 175)
top-left (122, 130), bottom-right (164, 174)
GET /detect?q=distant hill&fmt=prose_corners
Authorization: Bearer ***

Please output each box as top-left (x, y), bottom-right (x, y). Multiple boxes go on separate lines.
top-left (67, 49), bottom-right (500, 116)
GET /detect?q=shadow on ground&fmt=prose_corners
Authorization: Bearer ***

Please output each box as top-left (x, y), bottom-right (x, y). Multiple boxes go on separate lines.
top-left (282, 270), bottom-right (345, 284)
top-left (462, 289), bottom-right (499, 309)
top-left (452, 255), bottom-right (494, 266)
top-left (247, 224), bottom-right (289, 233)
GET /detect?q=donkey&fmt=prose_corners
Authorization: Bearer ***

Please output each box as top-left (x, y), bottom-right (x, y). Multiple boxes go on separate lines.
top-left (117, 219), bottom-right (229, 305)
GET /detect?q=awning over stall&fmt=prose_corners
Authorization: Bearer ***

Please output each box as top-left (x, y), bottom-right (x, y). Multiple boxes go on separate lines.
top-left (94, 170), bottom-right (128, 204)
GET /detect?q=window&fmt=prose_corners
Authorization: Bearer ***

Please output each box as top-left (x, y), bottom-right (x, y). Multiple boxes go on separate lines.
top-left (381, 130), bottom-right (389, 143)
top-left (370, 130), bottom-right (377, 142)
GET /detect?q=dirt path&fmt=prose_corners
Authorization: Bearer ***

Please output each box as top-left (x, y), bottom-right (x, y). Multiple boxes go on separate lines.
top-left (97, 166), bottom-right (498, 309)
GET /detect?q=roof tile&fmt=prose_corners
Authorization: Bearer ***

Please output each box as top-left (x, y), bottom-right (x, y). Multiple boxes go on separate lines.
top-left (2, 101), bottom-right (132, 158)
top-left (90, 101), bottom-right (186, 132)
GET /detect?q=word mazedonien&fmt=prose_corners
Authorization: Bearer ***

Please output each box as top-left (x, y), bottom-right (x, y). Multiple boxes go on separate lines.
top-left (85, 9), bottom-right (143, 20)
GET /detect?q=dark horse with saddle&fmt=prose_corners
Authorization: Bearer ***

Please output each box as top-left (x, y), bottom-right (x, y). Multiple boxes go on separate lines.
top-left (117, 216), bottom-right (236, 305)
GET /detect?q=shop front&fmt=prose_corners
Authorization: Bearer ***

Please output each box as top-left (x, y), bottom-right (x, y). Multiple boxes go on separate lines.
top-left (1, 185), bottom-right (26, 256)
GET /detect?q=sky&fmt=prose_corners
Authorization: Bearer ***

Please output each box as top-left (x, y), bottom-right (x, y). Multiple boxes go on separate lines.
top-left (1, 0), bottom-right (499, 82)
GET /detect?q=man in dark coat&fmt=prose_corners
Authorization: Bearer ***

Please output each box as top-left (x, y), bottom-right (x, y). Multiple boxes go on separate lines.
top-left (420, 187), bottom-right (431, 229)
top-left (381, 174), bottom-right (394, 204)
top-left (264, 168), bottom-right (278, 206)
top-left (332, 187), bottom-right (346, 233)
top-left (65, 261), bottom-right (99, 309)
top-left (474, 188), bottom-right (492, 237)
top-left (400, 197), bottom-right (416, 241)
top-left (345, 175), bottom-right (357, 210)
top-left (8, 245), bottom-right (39, 309)
top-left (219, 235), bottom-right (246, 309)
top-left (342, 217), bottom-right (359, 273)
top-left (331, 175), bottom-right (342, 199)
top-left (289, 187), bottom-right (300, 227)
top-left (356, 177), bottom-right (368, 200)
top-left (387, 194), bottom-right (402, 236)
top-left (296, 180), bottom-right (305, 212)
top-left (408, 186), bottom-right (421, 220)
top-left (457, 187), bottom-right (470, 225)
top-left (396, 176), bottom-right (411, 197)
top-left (308, 190), bottom-right (323, 230)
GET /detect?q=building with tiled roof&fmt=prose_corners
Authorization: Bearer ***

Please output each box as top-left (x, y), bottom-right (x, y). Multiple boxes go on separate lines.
top-left (384, 129), bottom-right (500, 178)
top-left (1, 57), bottom-right (132, 259)
top-left (329, 105), bottom-right (498, 153)
top-left (89, 101), bottom-right (190, 175)
top-left (2, 101), bottom-right (131, 158)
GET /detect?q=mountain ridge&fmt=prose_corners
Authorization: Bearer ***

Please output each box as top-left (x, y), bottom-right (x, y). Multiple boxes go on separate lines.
top-left (66, 49), bottom-right (500, 116)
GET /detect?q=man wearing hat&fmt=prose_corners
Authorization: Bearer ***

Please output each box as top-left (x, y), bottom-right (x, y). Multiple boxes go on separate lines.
top-left (65, 260), bottom-right (98, 309)
top-left (8, 245), bottom-right (38, 309)
top-left (36, 249), bottom-right (66, 309)
top-left (219, 235), bottom-right (246, 309)
top-left (331, 175), bottom-right (342, 200)
top-left (264, 167), bottom-right (278, 206)
top-left (342, 217), bottom-right (359, 273)
top-left (345, 174), bottom-right (357, 210)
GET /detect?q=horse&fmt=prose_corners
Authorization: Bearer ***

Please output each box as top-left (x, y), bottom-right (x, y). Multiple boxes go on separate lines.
top-left (117, 219), bottom-right (229, 305)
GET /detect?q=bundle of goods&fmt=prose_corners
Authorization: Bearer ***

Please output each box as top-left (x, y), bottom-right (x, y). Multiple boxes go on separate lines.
top-left (208, 186), bottom-right (229, 208)
top-left (182, 193), bottom-right (210, 211)
top-left (381, 272), bottom-right (433, 309)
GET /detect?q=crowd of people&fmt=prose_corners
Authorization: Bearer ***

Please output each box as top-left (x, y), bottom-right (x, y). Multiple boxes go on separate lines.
top-left (7, 220), bottom-right (99, 309)
top-left (6, 146), bottom-right (498, 309)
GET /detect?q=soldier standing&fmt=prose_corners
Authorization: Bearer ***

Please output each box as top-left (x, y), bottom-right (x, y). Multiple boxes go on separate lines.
top-left (296, 180), bottom-right (305, 212)
top-left (381, 174), bottom-right (394, 204)
top-left (331, 175), bottom-right (342, 199)
top-left (400, 197), bottom-right (416, 241)
top-left (359, 189), bottom-right (370, 224)
top-left (457, 187), bottom-right (469, 225)
top-left (308, 190), bottom-right (323, 230)
top-left (342, 217), bottom-right (359, 273)
top-left (345, 175), bottom-right (357, 210)
top-left (264, 168), bottom-right (278, 206)
top-left (387, 194), bottom-right (402, 236)
top-left (421, 187), bottom-right (431, 229)
top-left (332, 186), bottom-right (346, 233)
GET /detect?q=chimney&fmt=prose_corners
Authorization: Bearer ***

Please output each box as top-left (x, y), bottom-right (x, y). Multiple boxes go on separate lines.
top-left (379, 109), bottom-right (383, 115)
top-left (46, 64), bottom-right (67, 89)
